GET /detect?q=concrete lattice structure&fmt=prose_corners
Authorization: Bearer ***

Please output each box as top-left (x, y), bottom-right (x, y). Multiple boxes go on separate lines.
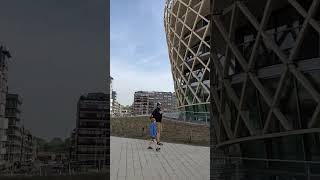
top-left (164, 0), bottom-right (211, 118)
top-left (210, 0), bottom-right (320, 179)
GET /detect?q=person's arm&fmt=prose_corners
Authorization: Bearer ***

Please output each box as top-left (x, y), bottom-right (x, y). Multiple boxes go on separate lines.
top-left (159, 109), bottom-right (163, 120)
top-left (150, 109), bottom-right (156, 120)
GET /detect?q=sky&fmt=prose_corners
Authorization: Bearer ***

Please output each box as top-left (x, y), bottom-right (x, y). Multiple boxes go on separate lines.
top-left (110, 0), bottom-right (174, 106)
top-left (0, 0), bottom-right (108, 140)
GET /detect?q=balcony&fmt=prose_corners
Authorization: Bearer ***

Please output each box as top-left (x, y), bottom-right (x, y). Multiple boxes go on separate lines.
top-left (0, 148), bottom-right (6, 155)
top-left (0, 135), bottom-right (7, 141)
top-left (0, 117), bottom-right (8, 129)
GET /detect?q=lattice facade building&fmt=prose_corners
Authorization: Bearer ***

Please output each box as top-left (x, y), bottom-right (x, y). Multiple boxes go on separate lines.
top-left (210, 0), bottom-right (320, 179)
top-left (164, 0), bottom-right (211, 120)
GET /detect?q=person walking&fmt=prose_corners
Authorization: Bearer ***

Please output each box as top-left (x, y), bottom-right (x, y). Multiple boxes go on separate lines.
top-left (147, 118), bottom-right (160, 151)
top-left (150, 102), bottom-right (163, 145)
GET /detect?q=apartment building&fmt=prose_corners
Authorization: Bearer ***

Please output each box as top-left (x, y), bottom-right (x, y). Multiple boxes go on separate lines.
top-left (119, 105), bottom-right (132, 117)
top-left (70, 129), bottom-right (76, 161)
top-left (5, 94), bottom-right (22, 162)
top-left (112, 100), bottom-right (120, 117)
top-left (32, 138), bottom-right (38, 161)
top-left (133, 91), bottom-right (177, 115)
top-left (21, 128), bottom-right (33, 161)
top-left (111, 91), bottom-right (121, 117)
top-left (74, 93), bottom-right (108, 168)
top-left (133, 91), bottom-right (150, 115)
top-left (110, 77), bottom-right (121, 117)
top-left (0, 45), bottom-right (11, 163)
top-left (109, 76), bottom-right (113, 113)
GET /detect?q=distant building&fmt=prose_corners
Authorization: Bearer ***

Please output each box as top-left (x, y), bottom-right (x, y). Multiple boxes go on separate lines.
top-left (111, 91), bottom-right (117, 116)
top-left (37, 152), bottom-right (66, 163)
top-left (21, 128), bottom-right (33, 161)
top-left (0, 45), bottom-right (11, 163)
top-left (109, 77), bottom-right (113, 114)
top-left (5, 94), bottom-right (22, 162)
top-left (112, 100), bottom-right (120, 117)
top-left (32, 138), bottom-right (38, 161)
top-left (133, 91), bottom-right (177, 115)
top-left (120, 105), bottom-right (132, 117)
top-left (73, 93), bottom-right (108, 168)
top-left (4, 94), bottom-right (34, 163)
top-left (110, 77), bottom-right (121, 117)
top-left (111, 91), bottom-right (116, 101)
top-left (133, 91), bottom-right (150, 115)
top-left (70, 129), bottom-right (76, 160)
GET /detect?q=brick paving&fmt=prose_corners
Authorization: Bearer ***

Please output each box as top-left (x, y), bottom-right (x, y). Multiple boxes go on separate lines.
top-left (111, 136), bottom-right (209, 180)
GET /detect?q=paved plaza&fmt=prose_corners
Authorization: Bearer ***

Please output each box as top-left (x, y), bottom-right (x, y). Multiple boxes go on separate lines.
top-left (111, 136), bottom-right (210, 180)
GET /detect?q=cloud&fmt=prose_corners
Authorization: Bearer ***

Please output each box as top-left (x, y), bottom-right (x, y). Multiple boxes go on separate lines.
top-left (111, 60), bottom-right (174, 106)
top-left (110, 0), bottom-right (174, 106)
top-left (136, 51), bottom-right (167, 66)
top-left (137, 0), bottom-right (165, 22)
top-left (137, 55), bottom-right (157, 64)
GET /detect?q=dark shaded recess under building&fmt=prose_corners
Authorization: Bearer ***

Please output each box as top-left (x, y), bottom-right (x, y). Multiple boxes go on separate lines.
top-left (210, 0), bottom-right (320, 179)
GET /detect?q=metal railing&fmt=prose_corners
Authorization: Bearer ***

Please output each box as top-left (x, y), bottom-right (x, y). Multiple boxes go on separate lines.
top-left (163, 111), bottom-right (210, 125)
top-left (113, 111), bottom-right (210, 125)
top-left (211, 156), bottom-right (320, 180)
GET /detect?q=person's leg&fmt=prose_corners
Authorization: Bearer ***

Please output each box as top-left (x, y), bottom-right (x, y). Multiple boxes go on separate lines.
top-left (156, 122), bottom-right (163, 145)
top-left (153, 139), bottom-right (158, 149)
top-left (156, 122), bottom-right (161, 142)
top-left (155, 141), bottom-right (160, 151)
top-left (148, 138), bottom-right (154, 149)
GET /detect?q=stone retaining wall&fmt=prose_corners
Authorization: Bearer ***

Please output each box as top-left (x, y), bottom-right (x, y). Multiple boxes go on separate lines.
top-left (111, 116), bottom-right (209, 146)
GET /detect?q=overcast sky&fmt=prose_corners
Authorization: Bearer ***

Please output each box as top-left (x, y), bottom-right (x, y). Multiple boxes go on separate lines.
top-left (0, 0), bottom-right (108, 140)
top-left (110, 0), bottom-right (174, 106)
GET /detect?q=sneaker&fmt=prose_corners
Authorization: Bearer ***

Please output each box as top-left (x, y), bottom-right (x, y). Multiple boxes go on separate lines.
top-left (147, 146), bottom-right (153, 149)
top-left (156, 148), bottom-right (160, 152)
top-left (157, 142), bottom-right (163, 146)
